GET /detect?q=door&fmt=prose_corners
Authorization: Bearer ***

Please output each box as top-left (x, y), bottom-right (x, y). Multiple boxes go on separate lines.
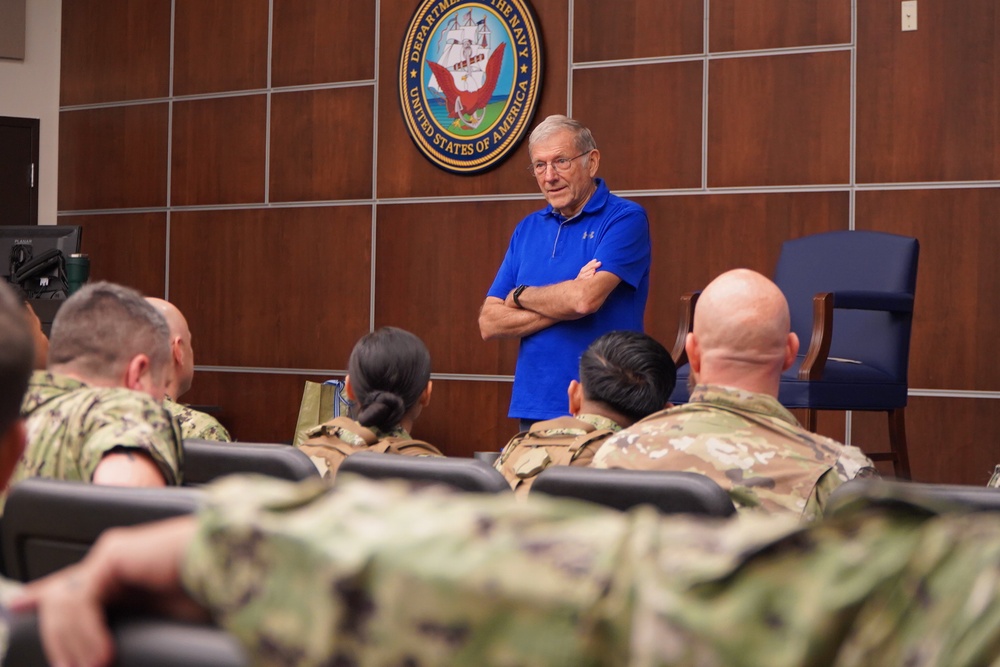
top-left (0, 116), bottom-right (39, 226)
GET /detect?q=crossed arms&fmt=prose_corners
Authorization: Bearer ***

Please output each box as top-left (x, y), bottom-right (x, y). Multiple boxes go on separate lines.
top-left (478, 259), bottom-right (622, 340)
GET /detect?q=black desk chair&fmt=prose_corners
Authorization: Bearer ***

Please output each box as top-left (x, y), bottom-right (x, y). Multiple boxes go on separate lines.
top-left (826, 478), bottom-right (1000, 516)
top-left (531, 466), bottom-right (737, 517)
top-left (338, 452), bottom-right (511, 493)
top-left (7, 612), bottom-right (249, 667)
top-left (2, 478), bottom-right (204, 582)
top-left (183, 440), bottom-right (319, 485)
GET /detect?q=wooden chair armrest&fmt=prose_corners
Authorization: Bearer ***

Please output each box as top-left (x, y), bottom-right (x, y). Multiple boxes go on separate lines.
top-left (798, 292), bottom-right (834, 381)
top-left (671, 291), bottom-right (700, 367)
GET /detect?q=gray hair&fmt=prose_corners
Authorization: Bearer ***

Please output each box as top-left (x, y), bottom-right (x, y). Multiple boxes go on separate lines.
top-left (49, 281), bottom-right (171, 384)
top-left (0, 281), bottom-right (33, 433)
top-left (528, 115), bottom-right (598, 156)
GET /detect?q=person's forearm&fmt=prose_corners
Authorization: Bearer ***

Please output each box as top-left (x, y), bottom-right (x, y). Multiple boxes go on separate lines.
top-left (506, 270), bottom-right (620, 321)
top-left (507, 280), bottom-right (593, 320)
top-left (10, 517), bottom-right (202, 667)
top-left (479, 298), bottom-right (558, 340)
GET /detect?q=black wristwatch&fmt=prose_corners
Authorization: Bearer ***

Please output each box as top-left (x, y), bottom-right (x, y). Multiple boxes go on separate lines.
top-left (512, 284), bottom-right (528, 309)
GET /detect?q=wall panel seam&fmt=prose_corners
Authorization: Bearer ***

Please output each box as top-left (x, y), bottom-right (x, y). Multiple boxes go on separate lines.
top-left (572, 44), bottom-right (852, 71)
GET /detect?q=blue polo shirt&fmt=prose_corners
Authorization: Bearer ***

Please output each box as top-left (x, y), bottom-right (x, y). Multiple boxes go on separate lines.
top-left (487, 178), bottom-right (651, 420)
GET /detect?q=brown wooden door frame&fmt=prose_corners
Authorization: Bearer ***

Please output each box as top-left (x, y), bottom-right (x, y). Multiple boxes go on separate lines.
top-left (0, 116), bottom-right (41, 225)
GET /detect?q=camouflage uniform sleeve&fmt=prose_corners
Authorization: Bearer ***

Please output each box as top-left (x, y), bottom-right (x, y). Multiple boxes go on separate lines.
top-left (834, 443), bottom-right (879, 481)
top-left (182, 411), bottom-right (232, 442)
top-left (78, 392), bottom-right (184, 485)
top-left (180, 475), bottom-right (636, 667)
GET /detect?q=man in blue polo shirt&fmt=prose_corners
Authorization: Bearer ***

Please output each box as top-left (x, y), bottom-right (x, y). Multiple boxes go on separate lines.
top-left (479, 115), bottom-right (651, 429)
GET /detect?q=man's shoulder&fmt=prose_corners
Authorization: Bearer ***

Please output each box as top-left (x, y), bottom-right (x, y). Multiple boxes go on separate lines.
top-left (166, 398), bottom-right (232, 442)
top-left (84, 386), bottom-right (171, 417)
top-left (592, 392), bottom-right (844, 470)
top-left (589, 180), bottom-right (646, 218)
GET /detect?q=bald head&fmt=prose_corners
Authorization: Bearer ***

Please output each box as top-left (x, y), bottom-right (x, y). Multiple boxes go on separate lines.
top-left (686, 269), bottom-right (799, 396)
top-left (146, 298), bottom-right (195, 398)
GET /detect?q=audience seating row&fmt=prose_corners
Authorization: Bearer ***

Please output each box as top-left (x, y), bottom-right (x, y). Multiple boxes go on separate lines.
top-left (7, 436), bottom-right (1000, 666)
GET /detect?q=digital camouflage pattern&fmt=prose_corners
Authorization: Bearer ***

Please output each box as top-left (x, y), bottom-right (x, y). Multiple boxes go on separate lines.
top-left (592, 385), bottom-right (878, 520)
top-left (9, 372), bottom-right (183, 492)
top-left (494, 413), bottom-right (621, 497)
top-left (181, 475), bottom-right (1000, 667)
top-left (297, 417), bottom-right (443, 480)
top-left (164, 395), bottom-right (232, 442)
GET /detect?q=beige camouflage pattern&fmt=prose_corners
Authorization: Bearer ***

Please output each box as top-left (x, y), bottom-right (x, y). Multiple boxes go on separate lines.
top-left (494, 414), bottom-right (621, 497)
top-left (9, 372), bottom-right (183, 491)
top-left (297, 418), bottom-right (442, 480)
top-left (164, 395), bottom-right (232, 442)
top-left (181, 474), bottom-right (1000, 667)
top-left (593, 384), bottom-right (877, 520)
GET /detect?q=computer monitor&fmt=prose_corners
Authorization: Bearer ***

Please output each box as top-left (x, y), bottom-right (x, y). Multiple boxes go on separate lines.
top-left (0, 225), bottom-right (82, 299)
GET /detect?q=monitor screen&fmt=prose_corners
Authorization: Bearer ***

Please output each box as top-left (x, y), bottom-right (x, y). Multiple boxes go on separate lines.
top-left (0, 225), bottom-right (82, 299)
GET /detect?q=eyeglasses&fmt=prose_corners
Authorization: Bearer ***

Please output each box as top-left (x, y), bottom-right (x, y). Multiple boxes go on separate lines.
top-left (528, 152), bottom-right (590, 176)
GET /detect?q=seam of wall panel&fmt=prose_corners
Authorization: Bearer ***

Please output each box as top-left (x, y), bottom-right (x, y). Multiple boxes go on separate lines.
top-left (566, 0), bottom-right (574, 116)
top-left (55, 179), bottom-right (1000, 219)
top-left (59, 81), bottom-right (378, 113)
top-left (370, 0), bottom-right (381, 333)
top-left (573, 43), bottom-right (853, 71)
top-left (849, 0), bottom-right (857, 232)
top-left (195, 365), bottom-right (515, 383)
top-left (164, 0), bottom-right (176, 300)
top-left (702, 0), bottom-right (709, 190)
top-left (264, 0), bottom-right (273, 205)
top-left (185, 369), bottom-right (1000, 397)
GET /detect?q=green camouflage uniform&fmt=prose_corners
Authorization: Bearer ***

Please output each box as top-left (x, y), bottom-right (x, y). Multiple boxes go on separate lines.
top-left (164, 395), bottom-right (232, 442)
top-left (181, 475), bottom-right (1000, 667)
top-left (592, 384), bottom-right (878, 520)
top-left (9, 371), bottom-right (183, 490)
top-left (494, 413), bottom-right (621, 497)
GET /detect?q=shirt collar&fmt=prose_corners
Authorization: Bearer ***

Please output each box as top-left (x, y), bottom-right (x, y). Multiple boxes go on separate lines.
top-left (688, 384), bottom-right (799, 426)
top-left (575, 412), bottom-right (623, 432)
top-left (543, 178), bottom-right (609, 223)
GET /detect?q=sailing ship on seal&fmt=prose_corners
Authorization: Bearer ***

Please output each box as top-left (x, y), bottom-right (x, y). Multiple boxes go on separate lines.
top-left (426, 9), bottom-right (506, 130)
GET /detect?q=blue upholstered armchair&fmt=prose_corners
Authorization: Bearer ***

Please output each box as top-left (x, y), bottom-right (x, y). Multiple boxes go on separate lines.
top-left (670, 230), bottom-right (919, 479)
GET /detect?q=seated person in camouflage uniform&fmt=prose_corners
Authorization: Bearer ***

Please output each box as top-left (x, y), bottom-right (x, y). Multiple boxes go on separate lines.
top-left (8, 282), bottom-right (183, 492)
top-left (495, 330), bottom-right (675, 495)
top-left (297, 327), bottom-right (442, 478)
top-left (146, 297), bottom-right (231, 442)
top-left (17, 473), bottom-right (1000, 667)
top-left (594, 269), bottom-right (877, 520)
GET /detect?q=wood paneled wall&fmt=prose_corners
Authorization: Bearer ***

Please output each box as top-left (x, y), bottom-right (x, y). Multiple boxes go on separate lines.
top-left (58, 0), bottom-right (1000, 482)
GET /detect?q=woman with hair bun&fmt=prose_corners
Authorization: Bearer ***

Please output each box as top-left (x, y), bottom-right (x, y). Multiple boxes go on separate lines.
top-left (298, 327), bottom-right (442, 478)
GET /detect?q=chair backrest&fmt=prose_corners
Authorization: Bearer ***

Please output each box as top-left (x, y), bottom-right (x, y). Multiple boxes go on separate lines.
top-left (773, 230), bottom-right (919, 380)
top-left (531, 466), bottom-right (737, 516)
top-left (826, 478), bottom-right (1000, 515)
top-left (338, 452), bottom-right (512, 493)
top-left (7, 612), bottom-right (248, 667)
top-left (1, 478), bottom-right (204, 581)
top-left (183, 439), bottom-right (320, 485)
